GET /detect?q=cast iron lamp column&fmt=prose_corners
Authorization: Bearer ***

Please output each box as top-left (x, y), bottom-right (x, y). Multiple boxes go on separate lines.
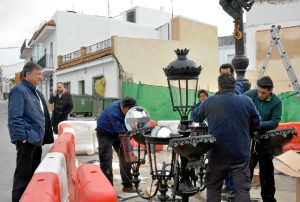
top-left (220, 0), bottom-right (254, 91)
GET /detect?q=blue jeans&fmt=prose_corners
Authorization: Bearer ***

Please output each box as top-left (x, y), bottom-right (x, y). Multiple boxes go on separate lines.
top-left (225, 170), bottom-right (235, 194)
top-left (205, 160), bottom-right (251, 202)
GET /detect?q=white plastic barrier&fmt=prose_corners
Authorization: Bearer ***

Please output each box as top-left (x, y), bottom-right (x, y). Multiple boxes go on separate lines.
top-left (157, 120), bottom-right (180, 135)
top-left (35, 152), bottom-right (68, 202)
top-left (92, 130), bottom-right (98, 154)
top-left (58, 121), bottom-right (98, 155)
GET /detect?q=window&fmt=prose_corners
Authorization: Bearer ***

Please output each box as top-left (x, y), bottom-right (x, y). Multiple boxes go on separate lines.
top-left (78, 80), bottom-right (85, 95)
top-left (50, 42), bottom-right (53, 67)
top-left (49, 75), bottom-right (53, 95)
top-left (127, 10), bottom-right (136, 23)
top-left (63, 81), bottom-right (71, 93)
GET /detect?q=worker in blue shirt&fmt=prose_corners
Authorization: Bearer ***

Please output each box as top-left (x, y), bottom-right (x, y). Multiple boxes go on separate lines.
top-left (96, 96), bottom-right (137, 193)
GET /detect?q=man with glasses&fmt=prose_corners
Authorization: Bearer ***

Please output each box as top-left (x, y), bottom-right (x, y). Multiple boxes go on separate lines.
top-left (243, 76), bottom-right (282, 202)
top-left (8, 61), bottom-right (53, 202)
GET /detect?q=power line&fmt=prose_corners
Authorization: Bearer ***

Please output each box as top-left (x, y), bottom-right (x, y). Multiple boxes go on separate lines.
top-left (0, 47), bottom-right (20, 49)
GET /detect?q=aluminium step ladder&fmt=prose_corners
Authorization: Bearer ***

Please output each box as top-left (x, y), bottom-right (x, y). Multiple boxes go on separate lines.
top-left (256, 25), bottom-right (300, 101)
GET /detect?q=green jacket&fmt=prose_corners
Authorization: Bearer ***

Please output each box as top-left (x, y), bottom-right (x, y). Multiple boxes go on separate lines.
top-left (243, 89), bottom-right (282, 131)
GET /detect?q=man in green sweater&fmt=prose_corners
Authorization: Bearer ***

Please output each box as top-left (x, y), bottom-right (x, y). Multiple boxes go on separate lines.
top-left (243, 76), bottom-right (282, 202)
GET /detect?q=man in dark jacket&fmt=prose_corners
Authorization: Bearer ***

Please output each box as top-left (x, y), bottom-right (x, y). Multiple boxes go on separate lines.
top-left (49, 82), bottom-right (73, 134)
top-left (198, 73), bottom-right (261, 202)
top-left (244, 76), bottom-right (282, 202)
top-left (219, 63), bottom-right (244, 198)
top-left (8, 61), bottom-right (53, 202)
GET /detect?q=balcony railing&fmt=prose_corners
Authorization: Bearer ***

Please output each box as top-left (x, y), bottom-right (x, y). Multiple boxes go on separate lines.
top-left (58, 38), bottom-right (112, 69)
top-left (86, 39), bottom-right (111, 54)
top-left (37, 54), bottom-right (54, 68)
top-left (30, 56), bottom-right (42, 63)
top-left (20, 39), bottom-right (32, 59)
top-left (62, 50), bottom-right (81, 62)
top-left (20, 40), bottom-right (27, 56)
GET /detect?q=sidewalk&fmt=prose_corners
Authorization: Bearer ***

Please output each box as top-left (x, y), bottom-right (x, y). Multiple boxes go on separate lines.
top-left (76, 151), bottom-right (297, 202)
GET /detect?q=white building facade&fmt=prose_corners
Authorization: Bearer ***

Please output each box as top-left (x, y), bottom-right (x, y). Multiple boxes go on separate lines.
top-left (14, 2), bottom-right (300, 100)
top-left (20, 7), bottom-right (173, 99)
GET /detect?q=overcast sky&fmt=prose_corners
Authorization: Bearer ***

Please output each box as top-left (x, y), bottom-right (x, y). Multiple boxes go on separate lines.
top-left (0, 0), bottom-right (239, 66)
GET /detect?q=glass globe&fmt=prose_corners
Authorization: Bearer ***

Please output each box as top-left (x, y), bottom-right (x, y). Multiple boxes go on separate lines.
top-left (125, 106), bottom-right (151, 131)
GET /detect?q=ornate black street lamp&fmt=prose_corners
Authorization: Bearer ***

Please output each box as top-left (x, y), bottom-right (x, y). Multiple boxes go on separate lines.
top-left (144, 127), bottom-right (180, 202)
top-left (219, 0), bottom-right (254, 91)
top-left (163, 49), bottom-right (205, 202)
top-left (163, 48), bottom-right (202, 136)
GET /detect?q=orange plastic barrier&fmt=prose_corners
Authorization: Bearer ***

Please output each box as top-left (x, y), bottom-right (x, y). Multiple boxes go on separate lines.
top-left (75, 164), bottom-right (117, 202)
top-left (50, 128), bottom-right (77, 202)
top-left (277, 122), bottom-right (300, 152)
top-left (58, 122), bottom-right (72, 136)
top-left (20, 172), bottom-right (61, 202)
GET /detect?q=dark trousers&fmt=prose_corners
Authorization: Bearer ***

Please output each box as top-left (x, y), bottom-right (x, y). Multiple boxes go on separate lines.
top-left (12, 142), bottom-right (42, 202)
top-left (96, 131), bottom-right (133, 187)
top-left (51, 111), bottom-right (68, 134)
top-left (250, 145), bottom-right (277, 202)
top-left (205, 160), bottom-right (251, 202)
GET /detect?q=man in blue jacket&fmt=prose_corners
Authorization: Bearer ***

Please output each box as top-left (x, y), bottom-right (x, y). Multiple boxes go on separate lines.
top-left (96, 96), bottom-right (137, 193)
top-left (8, 61), bottom-right (53, 202)
top-left (198, 73), bottom-right (261, 202)
top-left (219, 63), bottom-right (244, 198)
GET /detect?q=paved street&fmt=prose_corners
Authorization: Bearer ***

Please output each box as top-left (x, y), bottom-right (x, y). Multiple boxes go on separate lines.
top-left (0, 99), bottom-right (297, 201)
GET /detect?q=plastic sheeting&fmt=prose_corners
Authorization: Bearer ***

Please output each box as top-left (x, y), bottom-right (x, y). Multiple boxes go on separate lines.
top-left (95, 77), bottom-right (106, 97)
top-left (278, 91), bottom-right (300, 123)
top-left (122, 83), bottom-right (300, 123)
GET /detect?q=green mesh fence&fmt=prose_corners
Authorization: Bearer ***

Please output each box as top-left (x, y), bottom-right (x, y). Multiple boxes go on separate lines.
top-left (278, 91), bottom-right (300, 122)
top-left (122, 82), bottom-right (213, 122)
top-left (122, 83), bottom-right (300, 123)
top-left (122, 82), bottom-right (179, 122)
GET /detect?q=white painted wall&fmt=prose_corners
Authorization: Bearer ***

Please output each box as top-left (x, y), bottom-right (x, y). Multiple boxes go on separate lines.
top-left (53, 10), bottom-right (158, 59)
top-left (1, 62), bottom-right (24, 79)
top-left (218, 45), bottom-right (235, 66)
top-left (1, 61), bottom-right (24, 93)
top-left (246, 1), bottom-right (300, 71)
top-left (121, 6), bottom-right (172, 28)
top-left (54, 55), bottom-right (119, 97)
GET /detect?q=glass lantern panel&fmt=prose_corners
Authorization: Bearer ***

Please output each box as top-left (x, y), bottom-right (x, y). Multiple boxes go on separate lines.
top-left (147, 143), bottom-right (175, 178)
top-left (169, 79), bottom-right (198, 109)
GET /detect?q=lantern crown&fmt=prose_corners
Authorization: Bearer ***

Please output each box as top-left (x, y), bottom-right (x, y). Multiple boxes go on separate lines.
top-left (163, 48), bottom-right (202, 79)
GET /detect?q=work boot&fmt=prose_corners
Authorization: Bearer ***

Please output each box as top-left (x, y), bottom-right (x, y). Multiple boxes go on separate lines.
top-left (226, 192), bottom-right (235, 201)
top-left (222, 186), bottom-right (231, 194)
top-left (122, 186), bottom-right (142, 193)
top-left (122, 186), bottom-right (136, 193)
